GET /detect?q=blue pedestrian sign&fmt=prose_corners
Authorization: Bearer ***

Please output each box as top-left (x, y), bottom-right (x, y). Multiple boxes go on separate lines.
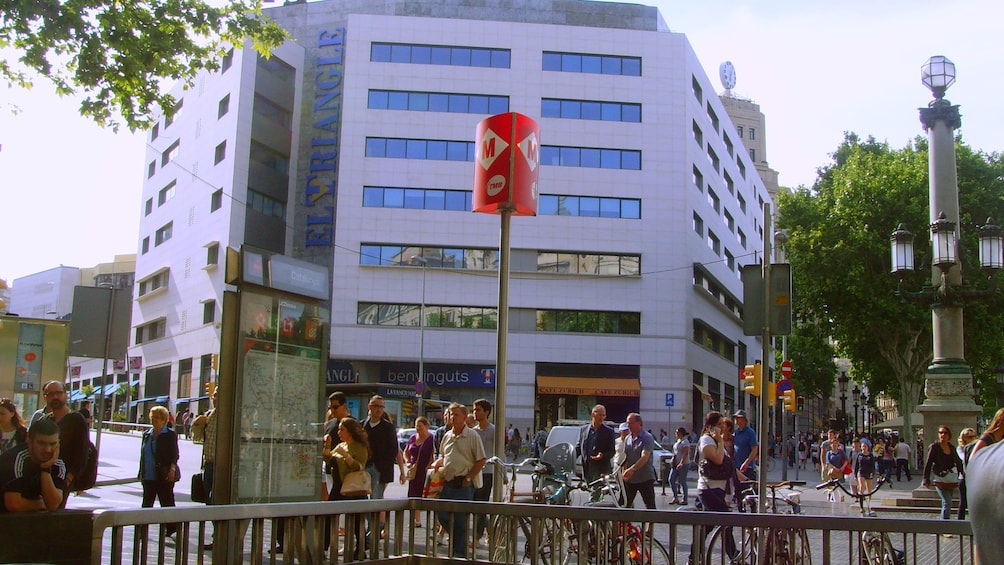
top-left (665, 393), bottom-right (675, 407)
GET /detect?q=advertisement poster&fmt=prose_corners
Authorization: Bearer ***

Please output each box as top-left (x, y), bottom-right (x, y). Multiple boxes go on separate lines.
top-left (236, 290), bottom-right (327, 502)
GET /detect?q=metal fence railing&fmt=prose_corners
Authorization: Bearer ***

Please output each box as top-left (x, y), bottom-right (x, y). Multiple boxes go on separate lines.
top-left (91, 498), bottom-right (975, 565)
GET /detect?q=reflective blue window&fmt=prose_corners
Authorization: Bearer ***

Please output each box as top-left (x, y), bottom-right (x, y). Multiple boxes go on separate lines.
top-left (601, 56), bottom-right (621, 75)
top-left (600, 149), bottom-right (620, 169)
top-left (622, 58), bottom-right (642, 76)
top-left (370, 44), bottom-right (391, 62)
top-left (601, 103), bottom-right (620, 121)
top-left (580, 197), bottom-right (600, 217)
top-left (488, 96), bottom-right (508, 114)
top-left (541, 146), bottom-right (640, 170)
top-left (388, 91), bottom-right (408, 109)
top-left (447, 141), bottom-right (468, 161)
top-left (622, 104), bottom-right (641, 122)
top-left (541, 146), bottom-right (560, 166)
top-left (383, 188), bottom-right (404, 208)
top-left (543, 52), bottom-right (642, 77)
top-left (541, 99), bottom-right (560, 117)
top-left (582, 55), bottom-right (602, 73)
top-left (409, 92), bottom-right (429, 111)
top-left (600, 198), bottom-right (621, 218)
top-left (427, 141), bottom-right (447, 160)
top-left (560, 100), bottom-right (580, 119)
top-left (385, 138), bottom-right (407, 158)
top-left (429, 94), bottom-right (449, 112)
top-left (390, 44), bottom-right (410, 63)
top-left (365, 137), bottom-right (386, 157)
top-left (360, 245), bottom-right (382, 265)
top-left (448, 94), bottom-right (468, 113)
top-left (580, 148), bottom-right (601, 168)
top-left (559, 147), bottom-right (579, 167)
top-left (542, 52), bottom-right (562, 71)
top-left (581, 102), bottom-right (601, 120)
top-left (621, 199), bottom-right (641, 219)
top-left (452, 48), bottom-right (471, 66)
top-left (561, 54), bottom-right (582, 72)
top-left (492, 50), bottom-right (510, 68)
top-left (468, 95), bottom-right (489, 114)
top-left (425, 190), bottom-right (446, 210)
top-left (471, 49), bottom-right (491, 67)
top-left (622, 151), bottom-right (641, 170)
top-left (445, 190), bottom-right (467, 211)
top-left (558, 196), bottom-right (578, 216)
top-left (406, 139), bottom-right (426, 159)
top-left (362, 187), bottom-right (383, 207)
top-left (380, 246), bottom-right (403, 266)
top-left (368, 91), bottom-right (388, 109)
top-left (539, 195), bottom-right (558, 215)
top-left (404, 188), bottom-right (425, 208)
top-left (431, 47), bottom-right (451, 64)
top-left (411, 46), bottom-right (431, 64)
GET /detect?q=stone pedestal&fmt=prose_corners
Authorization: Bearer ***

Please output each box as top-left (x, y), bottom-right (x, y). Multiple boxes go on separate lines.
top-left (914, 367), bottom-right (980, 496)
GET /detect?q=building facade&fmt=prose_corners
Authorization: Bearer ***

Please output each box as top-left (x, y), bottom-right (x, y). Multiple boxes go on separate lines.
top-left (131, 0), bottom-right (774, 434)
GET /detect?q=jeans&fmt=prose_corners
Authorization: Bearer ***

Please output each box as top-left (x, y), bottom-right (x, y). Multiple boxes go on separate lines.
top-left (203, 462), bottom-right (215, 504)
top-left (473, 473), bottom-right (493, 540)
top-left (896, 458), bottom-right (912, 481)
top-left (934, 484), bottom-right (954, 520)
top-left (669, 464), bottom-right (689, 502)
top-left (696, 488), bottom-right (737, 561)
top-left (438, 483), bottom-right (475, 557)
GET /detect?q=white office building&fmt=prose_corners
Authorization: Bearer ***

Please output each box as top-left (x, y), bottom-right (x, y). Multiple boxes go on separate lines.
top-left (131, 0), bottom-right (774, 433)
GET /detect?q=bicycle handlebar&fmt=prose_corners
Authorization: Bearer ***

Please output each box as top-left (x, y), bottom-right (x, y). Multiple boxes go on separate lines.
top-left (815, 475), bottom-right (887, 498)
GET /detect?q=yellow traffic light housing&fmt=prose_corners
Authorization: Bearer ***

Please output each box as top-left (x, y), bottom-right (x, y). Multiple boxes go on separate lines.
top-left (782, 389), bottom-right (797, 412)
top-left (767, 380), bottom-right (777, 407)
top-left (205, 381), bottom-right (217, 397)
top-left (743, 363), bottom-right (762, 396)
top-left (211, 353), bottom-right (219, 371)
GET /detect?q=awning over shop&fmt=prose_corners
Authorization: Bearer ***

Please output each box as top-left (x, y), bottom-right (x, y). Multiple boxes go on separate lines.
top-left (693, 384), bottom-right (713, 402)
top-left (536, 376), bottom-right (640, 397)
top-left (877, 412), bottom-right (924, 430)
top-left (68, 390), bottom-right (88, 402)
top-left (129, 395), bottom-right (169, 408)
top-left (173, 395), bottom-right (209, 406)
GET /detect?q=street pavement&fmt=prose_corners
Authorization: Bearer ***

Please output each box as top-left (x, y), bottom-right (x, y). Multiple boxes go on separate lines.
top-left (75, 432), bottom-right (935, 517)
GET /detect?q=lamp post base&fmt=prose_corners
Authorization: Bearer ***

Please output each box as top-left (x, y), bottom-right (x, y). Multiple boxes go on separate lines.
top-left (913, 367), bottom-right (981, 497)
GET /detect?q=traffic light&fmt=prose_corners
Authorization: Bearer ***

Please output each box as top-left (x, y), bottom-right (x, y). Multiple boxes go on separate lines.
top-left (205, 381), bottom-right (217, 397)
top-left (797, 395), bottom-right (805, 412)
top-left (211, 353), bottom-right (219, 371)
top-left (743, 363), bottom-right (762, 396)
top-left (767, 380), bottom-right (777, 407)
top-left (782, 389), bottom-right (796, 412)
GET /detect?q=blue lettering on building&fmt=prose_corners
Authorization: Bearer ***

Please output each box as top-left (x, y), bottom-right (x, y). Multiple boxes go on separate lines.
top-left (305, 28), bottom-right (344, 248)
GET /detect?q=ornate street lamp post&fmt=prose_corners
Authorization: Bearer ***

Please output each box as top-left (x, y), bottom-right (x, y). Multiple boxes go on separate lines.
top-left (860, 394), bottom-right (869, 436)
top-left (838, 372), bottom-right (849, 439)
top-left (890, 56), bottom-right (997, 456)
top-left (852, 385), bottom-right (861, 437)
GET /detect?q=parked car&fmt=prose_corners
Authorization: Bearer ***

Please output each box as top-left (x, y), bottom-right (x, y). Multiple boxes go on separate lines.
top-left (397, 427), bottom-right (417, 451)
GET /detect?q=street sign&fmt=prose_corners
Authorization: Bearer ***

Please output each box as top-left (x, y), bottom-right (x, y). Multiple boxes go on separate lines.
top-left (415, 381), bottom-right (426, 396)
top-left (780, 360), bottom-right (793, 378)
top-left (777, 379), bottom-right (793, 393)
top-left (665, 393), bottom-right (675, 407)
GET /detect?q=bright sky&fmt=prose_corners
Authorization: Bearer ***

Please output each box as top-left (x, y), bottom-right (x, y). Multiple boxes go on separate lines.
top-left (1, 0), bottom-right (1001, 283)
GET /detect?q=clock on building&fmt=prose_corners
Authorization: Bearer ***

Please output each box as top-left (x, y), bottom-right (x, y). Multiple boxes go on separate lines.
top-left (719, 61), bottom-right (736, 90)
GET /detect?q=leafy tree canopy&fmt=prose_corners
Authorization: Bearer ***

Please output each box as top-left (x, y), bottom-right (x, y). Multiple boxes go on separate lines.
top-left (1, 0), bottom-right (288, 131)
top-left (778, 133), bottom-right (1004, 436)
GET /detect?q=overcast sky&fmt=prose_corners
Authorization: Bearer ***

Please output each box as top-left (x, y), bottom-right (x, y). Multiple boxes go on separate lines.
top-left (1, 0), bottom-right (1000, 282)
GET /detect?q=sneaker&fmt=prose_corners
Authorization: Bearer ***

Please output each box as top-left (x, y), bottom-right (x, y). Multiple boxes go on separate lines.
top-left (670, 498), bottom-right (680, 505)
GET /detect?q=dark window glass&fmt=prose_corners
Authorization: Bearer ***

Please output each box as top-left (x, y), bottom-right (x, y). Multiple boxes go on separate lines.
top-left (363, 187), bottom-right (383, 207)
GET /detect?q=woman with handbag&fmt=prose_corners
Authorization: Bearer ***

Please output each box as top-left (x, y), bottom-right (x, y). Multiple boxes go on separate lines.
top-left (329, 417), bottom-right (370, 558)
top-left (138, 406), bottom-right (180, 538)
top-left (923, 425), bottom-right (964, 524)
top-left (692, 411), bottom-right (739, 563)
top-left (401, 416), bottom-right (435, 526)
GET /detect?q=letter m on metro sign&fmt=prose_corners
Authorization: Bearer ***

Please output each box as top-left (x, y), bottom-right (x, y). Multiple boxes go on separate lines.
top-left (473, 112), bottom-right (539, 216)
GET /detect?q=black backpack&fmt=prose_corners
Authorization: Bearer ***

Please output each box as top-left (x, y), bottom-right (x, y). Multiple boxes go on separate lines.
top-left (74, 441), bottom-right (98, 490)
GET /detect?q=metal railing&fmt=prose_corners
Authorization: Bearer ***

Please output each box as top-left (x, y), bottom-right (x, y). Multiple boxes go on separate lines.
top-left (91, 498), bottom-right (976, 565)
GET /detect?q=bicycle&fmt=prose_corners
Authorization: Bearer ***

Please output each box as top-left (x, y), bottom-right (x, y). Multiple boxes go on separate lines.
top-left (703, 481), bottom-right (810, 565)
top-left (815, 476), bottom-right (904, 565)
top-left (486, 455), bottom-right (548, 563)
top-left (554, 473), bottom-right (671, 565)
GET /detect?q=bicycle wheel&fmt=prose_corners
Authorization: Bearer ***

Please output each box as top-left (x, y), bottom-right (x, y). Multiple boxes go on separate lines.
top-left (765, 527), bottom-right (811, 565)
top-left (860, 532), bottom-right (899, 565)
top-left (626, 531), bottom-right (670, 565)
top-left (704, 524), bottom-right (756, 565)
top-left (490, 514), bottom-right (520, 563)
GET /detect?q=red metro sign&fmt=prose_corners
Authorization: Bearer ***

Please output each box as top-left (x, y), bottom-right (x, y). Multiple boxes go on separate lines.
top-left (473, 112), bottom-right (539, 216)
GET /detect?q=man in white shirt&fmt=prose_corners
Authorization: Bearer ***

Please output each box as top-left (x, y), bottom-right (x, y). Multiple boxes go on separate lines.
top-left (432, 403), bottom-right (486, 558)
top-left (894, 437), bottom-right (913, 481)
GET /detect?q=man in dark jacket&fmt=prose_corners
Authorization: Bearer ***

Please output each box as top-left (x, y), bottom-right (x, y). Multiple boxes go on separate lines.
top-left (363, 395), bottom-right (404, 538)
top-left (580, 404), bottom-right (616, 483)
top-left (38, 381), bottom-right (88, 508)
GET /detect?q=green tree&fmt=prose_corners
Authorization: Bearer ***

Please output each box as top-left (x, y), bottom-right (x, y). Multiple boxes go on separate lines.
top-left (778, 133), bottom-right (1004, 445)
top-left (1, 0), bottom-right (287, 131)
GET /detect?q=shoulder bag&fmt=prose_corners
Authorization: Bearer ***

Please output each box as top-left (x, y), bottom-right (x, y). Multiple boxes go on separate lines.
top-left (340, 469), bottom-right (372, 497)
top-left (699, 440), bottom-right (735, 481)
